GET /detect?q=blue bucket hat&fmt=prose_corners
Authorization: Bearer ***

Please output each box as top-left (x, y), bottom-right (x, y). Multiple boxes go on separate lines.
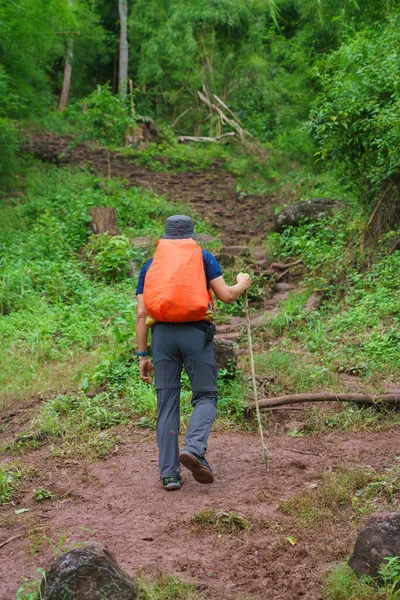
top-left (162, 215), bottom-right (195, 239)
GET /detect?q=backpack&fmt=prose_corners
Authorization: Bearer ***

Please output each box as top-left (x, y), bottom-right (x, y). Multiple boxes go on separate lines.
top-left (143, 239), bottom-right (210, 322)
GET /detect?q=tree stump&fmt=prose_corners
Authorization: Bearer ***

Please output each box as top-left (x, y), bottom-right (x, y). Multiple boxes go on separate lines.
top-left (41, 542), bottom-right (139, 600)
top-left (89, 207), bottom-right (120, 235)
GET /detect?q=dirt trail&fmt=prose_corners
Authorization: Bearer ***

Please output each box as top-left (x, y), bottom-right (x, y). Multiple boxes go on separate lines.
top-left (23, 133), bottom-right (276, 245)
top-left (3, 134), bottom-right (397, 600)
top-left (1, 429), bottom-right (399, 600)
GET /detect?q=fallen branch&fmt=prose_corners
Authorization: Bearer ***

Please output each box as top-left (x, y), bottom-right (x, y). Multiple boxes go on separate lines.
top-left (283, 448), bottom-right (322, 457)
top-left (212, 93), bottom-right (245, 127)
top-left (0, 533), bottom-right (24, 550)
top-left (177, 133), bottom-right (236, 143)
top-left (197, 90), bottom-right (249, 140)
top-left (254, 392), bottom-right (400, 411)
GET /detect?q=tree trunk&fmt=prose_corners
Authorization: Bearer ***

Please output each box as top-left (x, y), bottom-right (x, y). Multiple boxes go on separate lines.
top-left (58, 0), bottom-right (74, 112)
top-left (118, 0), bottom-right (128, 101)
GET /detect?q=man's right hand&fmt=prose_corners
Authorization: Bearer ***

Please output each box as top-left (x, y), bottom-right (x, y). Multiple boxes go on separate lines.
top-left (236, 272), bottom-right (251, 290)
top-left (139, 357), bottom-right (154, 384)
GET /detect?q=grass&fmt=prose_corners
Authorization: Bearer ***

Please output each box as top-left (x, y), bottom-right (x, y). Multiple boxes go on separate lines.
top-left (0, 461), bottom-right (33, 503)
top-left (251, 348), bottom-right (338, 397)
top-left (323, 562), bottom-right (400, 600)
top-left (137, 571), bottom-right (205, 600)
top-left (280, 464), bottom-right (400, 527)
top-left (305, 404), bottom-right (400, 434)
top-left (2, 365), bottom-right (249, 458)
top-left (189, 508), bottom-right (254, 534)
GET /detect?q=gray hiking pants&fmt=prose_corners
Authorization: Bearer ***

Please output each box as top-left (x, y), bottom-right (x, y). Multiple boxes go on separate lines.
top-left (151, 323), bottom-right (218, 479)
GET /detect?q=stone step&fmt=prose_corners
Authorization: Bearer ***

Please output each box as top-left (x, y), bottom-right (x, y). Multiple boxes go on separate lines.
top-left (215, 332), bottom-right (241, 342)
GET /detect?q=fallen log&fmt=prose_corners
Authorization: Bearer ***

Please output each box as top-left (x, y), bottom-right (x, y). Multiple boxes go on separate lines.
top-left (254, 392), bottom-right (400, 411)
top-left (177, 133), bottom-right (236, 143)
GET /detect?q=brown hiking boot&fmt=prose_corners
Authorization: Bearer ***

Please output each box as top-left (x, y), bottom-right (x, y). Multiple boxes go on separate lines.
top-left (179, 451), bottom-right (214, 484)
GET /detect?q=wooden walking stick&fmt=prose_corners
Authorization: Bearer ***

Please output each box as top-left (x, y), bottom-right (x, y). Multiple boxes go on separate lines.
top-left (244, 290), bottom-right (269, 471)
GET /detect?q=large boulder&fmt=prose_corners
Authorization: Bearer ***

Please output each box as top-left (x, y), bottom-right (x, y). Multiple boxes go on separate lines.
top-left (41, 543), bottom-right (139, 600)
top-left (273, 198), bottom-right (341, 232)
top-left (349, 511), bottom-right (400, 578)
top-left (214, 338), bottom-right (238, 370)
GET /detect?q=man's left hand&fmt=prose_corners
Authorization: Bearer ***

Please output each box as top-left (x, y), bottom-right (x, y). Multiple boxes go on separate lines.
top-left (139, 356), bottom-right (154, 384)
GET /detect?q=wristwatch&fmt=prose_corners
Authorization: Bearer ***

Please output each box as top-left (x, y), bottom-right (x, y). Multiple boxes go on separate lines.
top-left (136, 350), bottom-right (149, 357)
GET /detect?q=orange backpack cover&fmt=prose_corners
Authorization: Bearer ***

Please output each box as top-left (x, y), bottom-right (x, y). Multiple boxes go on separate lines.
top-left (143, 239), bottom-right (209, 322)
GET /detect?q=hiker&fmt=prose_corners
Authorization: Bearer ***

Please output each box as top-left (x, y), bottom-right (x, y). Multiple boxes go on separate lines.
top-left (135, 215), bottom-right (251, 491)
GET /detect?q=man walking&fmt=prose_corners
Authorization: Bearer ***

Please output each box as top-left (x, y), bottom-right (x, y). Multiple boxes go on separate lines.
top-left (135, 215), bottom-right (251, 490)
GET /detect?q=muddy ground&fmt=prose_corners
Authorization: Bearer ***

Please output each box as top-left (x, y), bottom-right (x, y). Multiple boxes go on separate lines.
top-left (1, 138), bottom-right (399, 599)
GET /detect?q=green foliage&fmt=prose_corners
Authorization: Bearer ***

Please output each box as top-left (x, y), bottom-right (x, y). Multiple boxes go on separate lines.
top-left (0, 162), bottom-right (182, 399)
top-left (128, 0), bottom-right (317, 141)
top-left (33, 488), bottom-right (54, 502)
top-left (85, 234), bottom-right (134, 282)
top-left (269, 289), bottom-right (313, 335)
top-left (0, 117), bottom-right (19, 189)
top-left (0, 462), bottom-right (28, 503)
top-left (0, 0), bottom-right (107, 114)
top-left (16, 569), bottom-right (45, 600)
top-left (311, 16), bottom-right (400, 194)
top-left (380, 557), bottom-right (400, 595)
top-left (80, 85), bottom-right (135, 146)
top-left (268, 210), bottom-right (362, 287)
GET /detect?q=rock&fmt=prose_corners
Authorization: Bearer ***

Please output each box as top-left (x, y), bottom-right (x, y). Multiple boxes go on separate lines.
top-left (215, 331), bottom-right (240, 343)
top-left (214, 338), bottom-right (238, 370)
top-left (349, 511), bottom-right (400, 578)
top-left (275, 282), bottom-right (294, 292)
top-left (41, 543), bottom-right (139, 600)
top-left (273, 198), bottom-right (341, 232)
top-left (220, 245), bottom-right (250, 256)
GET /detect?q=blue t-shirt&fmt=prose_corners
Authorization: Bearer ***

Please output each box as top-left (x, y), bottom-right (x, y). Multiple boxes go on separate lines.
top-left (135, 249), bottom-right (222, 295)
